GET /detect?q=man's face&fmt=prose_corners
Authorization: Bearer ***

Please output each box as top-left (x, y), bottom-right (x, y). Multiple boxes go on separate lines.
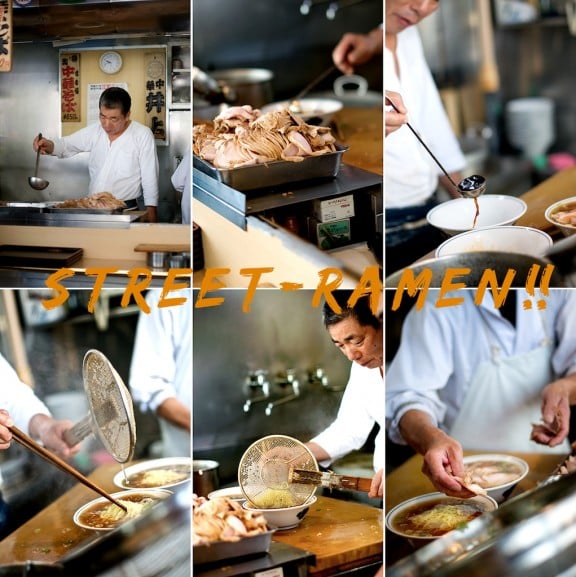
top-left (99, 106), bottom-right (130, 137)
top-left (385, 0), bottom-right (439, 35)
top-left (328, 316), bottom-right (383, 369)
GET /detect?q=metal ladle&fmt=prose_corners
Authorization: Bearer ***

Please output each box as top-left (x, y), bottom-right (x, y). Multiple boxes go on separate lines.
top-left (386, 97), bottom-right (487, 198)
top-left (28, 132), bottom-right (49, 190)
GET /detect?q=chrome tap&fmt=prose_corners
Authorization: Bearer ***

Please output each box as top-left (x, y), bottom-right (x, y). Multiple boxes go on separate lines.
top-left (308, 366), bottom-right (329, 388)
top-left (243, 369), bottom-right (270, 413)
top-left (265, 369), bottom-right (300, 416)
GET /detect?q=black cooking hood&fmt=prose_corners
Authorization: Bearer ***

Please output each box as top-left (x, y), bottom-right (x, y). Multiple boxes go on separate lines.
top-left (12, 0), bottom-right (190, 42)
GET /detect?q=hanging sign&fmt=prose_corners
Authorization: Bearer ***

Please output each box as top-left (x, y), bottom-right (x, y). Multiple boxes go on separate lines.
top-left (60, 52), bottom-right (81, 122)
top-left (0, 0), bottom-right (12, 72)
top-left (143, 50), bottom-right (167, 141)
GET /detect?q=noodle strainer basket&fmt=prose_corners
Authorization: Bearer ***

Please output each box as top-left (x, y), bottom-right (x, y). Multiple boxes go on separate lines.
top-left (238, 434), bottom-right (319, 508)
top-left (64, 349), bottom-right (136, 463)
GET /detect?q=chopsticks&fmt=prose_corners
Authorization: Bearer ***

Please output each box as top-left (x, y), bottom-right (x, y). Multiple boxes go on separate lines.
top-left (291, 64), bottom-right (337, 103)
top-left (9, 425), bottom-right (127, 512)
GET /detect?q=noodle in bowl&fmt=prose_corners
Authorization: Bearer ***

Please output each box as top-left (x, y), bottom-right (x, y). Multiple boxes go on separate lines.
top-left (242, 495), bottom-right (317, 530)
top-left (73, 489), bottom-right (173, 531)
top-left (113, 457), bottom-right (191, 490)
top-left (386, 492), bottom-right (497, 543)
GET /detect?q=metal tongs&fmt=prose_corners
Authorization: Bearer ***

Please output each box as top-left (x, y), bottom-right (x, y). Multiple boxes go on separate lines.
top-left (289, 467), bottom-right (373, 492)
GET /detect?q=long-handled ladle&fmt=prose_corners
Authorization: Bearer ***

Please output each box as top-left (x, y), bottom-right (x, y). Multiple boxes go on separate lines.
top-left (28, 133), bottom-right (50, 191)
top-left (386, 97), bottom-right (487, 198)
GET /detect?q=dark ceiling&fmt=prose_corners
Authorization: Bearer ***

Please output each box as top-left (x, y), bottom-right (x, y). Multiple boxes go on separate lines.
top-left (12, 0), bottom-right (191, 42)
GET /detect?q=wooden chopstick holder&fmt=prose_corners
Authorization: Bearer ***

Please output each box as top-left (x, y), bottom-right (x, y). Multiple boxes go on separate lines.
top-left (9, 425), bottom-right (127, 512)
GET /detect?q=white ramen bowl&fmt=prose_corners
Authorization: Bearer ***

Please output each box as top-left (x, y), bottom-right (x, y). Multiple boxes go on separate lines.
top-left (242, 495), bottom-right (317, 530)
top-left (462, 454), bottom-right (529, 503)
top-left (113, 457), bottom-right (191, 490)
top-left (427, 195), bottom-right (527, 236)
top-left (385, 492), bottom-right (498, 544)
top-left (73, 489), bottom-right (172, 532)
top-left (208, 486), bottom-right (245, 502)
top-left (435, 226), bottom-right (552, 258)
top-left (544, 196), bottom-right (576, 237)
top-left (262, 98), bottom-right (343, 126)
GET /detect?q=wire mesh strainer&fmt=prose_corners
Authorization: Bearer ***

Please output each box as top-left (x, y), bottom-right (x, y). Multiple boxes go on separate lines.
top-left (63, 349), bottom-right (136, 463)
top-left (238, 434), bottom-right (319, 508)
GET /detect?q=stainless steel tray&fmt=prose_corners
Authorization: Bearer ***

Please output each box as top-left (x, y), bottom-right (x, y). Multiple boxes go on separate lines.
top-left (193, 529), bottom-right (274, 565)
top-left (193, 144), bottom-right (349, 192)
top-left (0, 202), bottom-right (128, 215)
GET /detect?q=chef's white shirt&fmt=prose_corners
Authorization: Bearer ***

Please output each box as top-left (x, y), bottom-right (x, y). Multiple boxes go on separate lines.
top-left (129, 289), bottom-right (191, 458)
top-left (386, 290), bottom-right (576, 444)
top-left (52, 121), bottom-right (159, 207)
top-left (385, 25), bottom-right (465, 208)
top-left (310, 362), bottom-right (384, 472)
top-left (171, 149), bottom-right (190, 224)
top-left (0, 354), bottom-right (50, 435)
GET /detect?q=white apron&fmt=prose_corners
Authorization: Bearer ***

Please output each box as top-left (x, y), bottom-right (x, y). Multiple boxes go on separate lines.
top-left (450, 312), bottom-right (570, 454)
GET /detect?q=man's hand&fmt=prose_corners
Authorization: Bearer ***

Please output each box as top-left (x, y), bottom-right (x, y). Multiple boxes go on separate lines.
top-left (369, 468), bottom-right (383, 498)
top-left (145, 206), bottom-right (158, 223)
top-left (29, 414), bottom-right (81, 460)
top-left (385, 91), bottom-right (407, 137)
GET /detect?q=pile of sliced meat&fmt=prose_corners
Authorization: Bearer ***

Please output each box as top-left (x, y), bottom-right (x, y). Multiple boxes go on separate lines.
top-left (56, 191), bottom-right (126, 210)
top-left (193, 494), bottom-right (269, 546)
top-left (193, 105), bottom-right (337, 169)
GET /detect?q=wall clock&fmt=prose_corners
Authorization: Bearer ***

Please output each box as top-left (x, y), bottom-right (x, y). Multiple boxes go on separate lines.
top-left (99, 51), bottom-right (123, 75)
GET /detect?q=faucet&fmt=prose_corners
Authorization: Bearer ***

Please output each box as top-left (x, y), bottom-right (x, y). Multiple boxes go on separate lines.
top-left (243, 370), bottom-right (270, 413)
top-left (265, 369), bottom-right (300, 416)
top-left (308, 366), bottom-right (329, 388)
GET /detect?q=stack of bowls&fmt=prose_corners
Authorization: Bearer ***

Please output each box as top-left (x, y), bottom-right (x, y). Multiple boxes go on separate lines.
top-left (505, 97), bottom-right (555, 159)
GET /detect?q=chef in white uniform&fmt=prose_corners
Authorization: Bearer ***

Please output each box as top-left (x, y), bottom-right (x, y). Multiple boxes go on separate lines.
top-left (384, 0), bottom-right (466, 274)
top-left (0, 353), bottom-right (80, 535)
top-left (129, 289), bottom-right (191, 458)
top-left (386, 289), bottom-right (576, 497)
top-left (306, 291), bottom-right (384, 499)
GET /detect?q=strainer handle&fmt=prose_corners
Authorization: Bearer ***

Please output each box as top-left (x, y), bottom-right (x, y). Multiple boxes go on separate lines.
top-left (63, 413), bottom-right (92, 446)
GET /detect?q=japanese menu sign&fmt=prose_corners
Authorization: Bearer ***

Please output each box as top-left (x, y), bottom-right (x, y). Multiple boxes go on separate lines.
top-left (0, 0), bottom-right (12, 73)
top-left (144, 51), bottom-right (166, 141)
top-left (60, 52), bottom-right (81, 122)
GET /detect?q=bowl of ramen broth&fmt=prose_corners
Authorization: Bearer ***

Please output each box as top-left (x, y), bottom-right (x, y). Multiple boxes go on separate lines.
top-left (113, 457), bottom-right (191, 490)
top-left (545, 196), bottom-right (576, 237)
top-left (462, 454), bottom-right (529, 503)
top-left (73, 489), bottom-right (172, 531)
top-left (386, 492), bottom-right (497, 543)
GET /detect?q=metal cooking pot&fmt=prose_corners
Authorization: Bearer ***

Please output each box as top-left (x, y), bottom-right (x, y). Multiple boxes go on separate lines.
top-left (312, 74), bottom-right (382, 108)
top-left (193, 459), bottom-right (220, 497)
top-left (208, 68), bottom-right (274, 108)
top-left (385, 252), bottom-right (566, 288)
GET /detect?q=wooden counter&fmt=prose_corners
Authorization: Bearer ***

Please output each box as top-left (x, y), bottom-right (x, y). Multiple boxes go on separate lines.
top-left (385, 451), bottom-right (563, 567)
top-left (332, 107), bottom-right (383, 176)
top-left (0, 462), bottom-right (124, 564)
top-left (272, 495), bottom-right (383, 577)
top-left (0, 223), bottom-right (191, 287)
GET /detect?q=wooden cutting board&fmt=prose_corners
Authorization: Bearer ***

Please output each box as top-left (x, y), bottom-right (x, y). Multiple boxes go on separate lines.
top-left (272, 495), bottom-right (383, 576)
top-left (516, 167), bottom-right (576, 235)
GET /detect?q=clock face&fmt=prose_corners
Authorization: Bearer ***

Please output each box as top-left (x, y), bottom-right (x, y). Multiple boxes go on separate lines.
top-left (146, 59), bottom-right (165, 79)
top-left (99, 51), bottom-right (123, 75)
